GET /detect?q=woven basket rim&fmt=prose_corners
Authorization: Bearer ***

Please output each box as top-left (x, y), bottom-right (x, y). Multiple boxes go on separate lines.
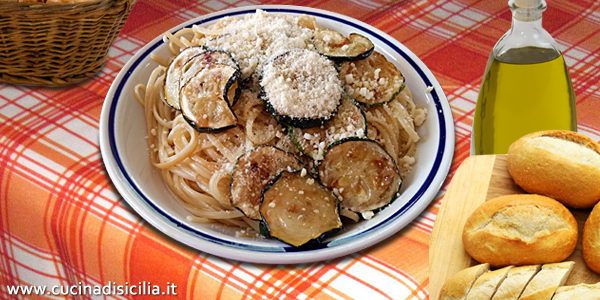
top-left (0, 0), bottom-right (137, 86)
top-left (0, 0), bottom-right (136, 12)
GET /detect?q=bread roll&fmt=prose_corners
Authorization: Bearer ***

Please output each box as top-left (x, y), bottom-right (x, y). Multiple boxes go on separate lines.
top-left (518, 261), bottom-right (574, 300)
top-left (492, 265), bottom-right (541, 300)
top-left (462, 194), bottom-right (578, 267)
top-left (466, 266), bottom-right (512, 300)
top-left (552, 282), bottom-right (600, 300)
top-left (440, 263), bottom-right (490, 300)
top-left (583, 202), bottom-right (600, 273)
top-left (507, 130), bottom-right (600, 209)
top-left (569, 290), bottom-right (600, 300)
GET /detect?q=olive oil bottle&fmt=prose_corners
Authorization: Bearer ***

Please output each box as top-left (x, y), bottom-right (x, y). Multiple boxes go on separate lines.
top-left (472, 0), bottom-right (577, 155)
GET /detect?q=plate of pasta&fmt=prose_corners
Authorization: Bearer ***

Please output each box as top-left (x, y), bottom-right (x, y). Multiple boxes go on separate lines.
top-left (99, 5), bottom-right (454, 264)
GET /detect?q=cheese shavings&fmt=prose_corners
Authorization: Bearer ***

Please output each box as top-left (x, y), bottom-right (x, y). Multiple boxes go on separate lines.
top-left (201, 10), bottom-right (314, 79)
top-left (261, 49), bottom-right (343, 120)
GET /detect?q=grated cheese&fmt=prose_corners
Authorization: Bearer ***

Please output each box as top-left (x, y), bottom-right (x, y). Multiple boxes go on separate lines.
top-left (202, 10), bottom-right (314, 79)
top-left (293, 97), bottom-right (366, 160)
top-left (341, 52), bottom-right (404, 103)
top-left (261, 49), bottom-right (343, 119)
top-left (362, 211), bottom-right (375, 220)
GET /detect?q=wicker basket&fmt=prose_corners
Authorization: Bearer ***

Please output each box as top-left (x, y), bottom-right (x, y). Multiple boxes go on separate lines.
top-left (0, 0), bottom-right (136, 86)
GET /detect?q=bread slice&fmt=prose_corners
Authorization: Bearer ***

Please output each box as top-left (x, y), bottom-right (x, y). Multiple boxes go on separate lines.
top-left (518, 261), bottom-right (574, 300)
top-left (440, 263), bottom-right (490, 300)
top-left (552, 282), bottom-right (600, 300)
top-left (492, 265), bottom-right (541, 300)
top-left (570, 290), bottom-right (600, 300)
top-left (465, 266), bottom-right (513, 300)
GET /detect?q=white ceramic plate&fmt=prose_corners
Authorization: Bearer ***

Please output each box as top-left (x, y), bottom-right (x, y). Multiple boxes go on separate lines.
top-left (99, 5), bottom-right (455, 264)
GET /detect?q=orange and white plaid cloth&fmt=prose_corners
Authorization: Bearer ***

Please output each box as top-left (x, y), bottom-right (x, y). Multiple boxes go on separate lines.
top-left (1, 0), bottom-right (599, 299)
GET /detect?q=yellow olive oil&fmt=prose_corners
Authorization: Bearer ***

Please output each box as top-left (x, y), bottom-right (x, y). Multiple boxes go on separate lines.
top-left (472, 47), bottom-right (577, 155)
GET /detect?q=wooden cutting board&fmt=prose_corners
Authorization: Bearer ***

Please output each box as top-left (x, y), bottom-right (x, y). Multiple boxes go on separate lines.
top-left (429, 155), bottom-right (600, 300)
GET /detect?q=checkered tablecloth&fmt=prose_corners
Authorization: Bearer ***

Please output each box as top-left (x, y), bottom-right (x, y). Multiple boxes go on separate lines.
top-left (1, 0), bottom-right (599, 299)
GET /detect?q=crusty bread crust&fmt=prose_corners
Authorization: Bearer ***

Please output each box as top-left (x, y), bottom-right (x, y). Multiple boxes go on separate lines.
top-left (570, 290), bottom-right (600, 300)
top-left (553, 282), bottom-right (600, 300)
top-left (507, 130), bottom-right (600, 209)
top-left (518, 261), bottom-right (574, 300)
top-left (439, 263), bottom-right (490, 300)
top-left (466, 266), bottom-right (512, 300)
top-left (462, 194), bottom-right (578, 268)
top-left (491, 265), bottom-right (540, 300)
top-left (583, 202), bottom-right (600, 274)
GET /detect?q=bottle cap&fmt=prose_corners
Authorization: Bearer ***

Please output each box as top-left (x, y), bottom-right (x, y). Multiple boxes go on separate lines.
top-left (514, 0), bottom-right (542, 8)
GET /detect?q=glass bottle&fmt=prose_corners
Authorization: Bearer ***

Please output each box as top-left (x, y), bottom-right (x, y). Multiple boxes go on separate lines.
top-left (471, 0), bottom-right (577, 155)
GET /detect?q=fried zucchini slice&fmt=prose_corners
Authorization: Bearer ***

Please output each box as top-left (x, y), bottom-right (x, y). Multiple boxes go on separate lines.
top-left (163, 46), bottom-right (205, 110)
top-left (339, 51), bottom-right (405, 107)
top-left (260, 171), bottom-right (342, 247)
top-left (180, 63), bottom-right (240, 133)
top-left (260, 49), bottom-right (343, 129)
top-left (180, 49), bottom-right (241, 105)
top-left (288, 94), bottom-right (367, 161)
top-left (318, 138), bottom-right (402, 214)
top-left (313, 29), bottom-right (374, 62)
top-left (230, 145), bottom-right (304, 220)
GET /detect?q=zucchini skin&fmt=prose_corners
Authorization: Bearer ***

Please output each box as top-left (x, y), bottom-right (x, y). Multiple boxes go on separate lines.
top-left (182, 45), bottom-right (242, 107)
top-left (163, 46), bottom-right (205, 110)
top-left (258, 218), bottom-right (342, 248)
top-left (339, 51), bottom-right (406, 108)
top-left (229, 145), bottom-right (305, 220)
top-left (262, 225), bottom-right (342, 249)
top-left (318, 137), bottom-right (402, 215)
top-left (259, 170), bottom-right (343, 247)
top-left (181, 112), bottom-right (237, 134)
top-left (259, 49), bottom-right (343, 129)
top-left (261, 95), bottom-right (340, 129)
top-left (362, 83), bottom-right (405, 109)
top-left (312, 30), bottom-right (374, 62)
top-left (181, 117), bottom-right (237, 134)
top-left (198, 48), bottom-right (240, 70)
top-left (221, 64), bottom-right (242, 110)
top-left (287, 94), bottom-right (367, 161)
top-left (180, 63), bottom-right (241, 134)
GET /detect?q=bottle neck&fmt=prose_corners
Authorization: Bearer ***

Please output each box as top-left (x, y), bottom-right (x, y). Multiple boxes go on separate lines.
top-left (511, 18), bottom-right (543, 34)
top-left (509, 0), bottom-right (546, 22)
top-left (505, 0), bottom-right (550, 49)
top-left (493, 0), bottom-right (559, 62)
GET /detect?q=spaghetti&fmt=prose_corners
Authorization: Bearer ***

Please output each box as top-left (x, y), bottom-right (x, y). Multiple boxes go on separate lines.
top-left (134, 10), bottom-right (427, 235)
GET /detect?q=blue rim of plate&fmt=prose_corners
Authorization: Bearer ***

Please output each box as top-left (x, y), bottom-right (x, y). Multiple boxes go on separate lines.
top-left (106, 7), bottom-right (449, 254)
